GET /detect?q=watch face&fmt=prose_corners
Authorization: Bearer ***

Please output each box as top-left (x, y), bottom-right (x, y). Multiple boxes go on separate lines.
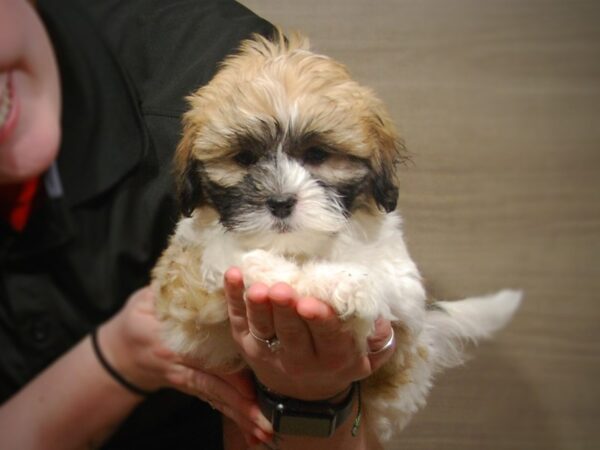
top-left (276, 412), bottom-right (335, 437)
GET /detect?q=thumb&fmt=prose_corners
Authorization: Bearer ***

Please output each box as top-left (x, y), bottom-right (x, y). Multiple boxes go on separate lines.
top-left (367, 318), bottom-right (396, 371)
top-left (219, 369), bottom-right (256, 400)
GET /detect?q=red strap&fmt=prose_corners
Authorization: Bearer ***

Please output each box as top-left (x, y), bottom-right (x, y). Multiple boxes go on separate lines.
top-left (0, 177), bottom-right (40, 232)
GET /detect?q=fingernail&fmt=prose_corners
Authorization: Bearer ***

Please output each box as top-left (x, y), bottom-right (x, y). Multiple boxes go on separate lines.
top-left (254, 412), bottom-right (274, 434)
top-left (254, 429), bottom-right (274, 443)
top-left (244, 432), bottom-right (262, 447)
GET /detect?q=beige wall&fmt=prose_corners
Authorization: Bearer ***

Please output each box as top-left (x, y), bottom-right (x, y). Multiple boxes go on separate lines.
top-left (239, 1), bottom-right (600, 449)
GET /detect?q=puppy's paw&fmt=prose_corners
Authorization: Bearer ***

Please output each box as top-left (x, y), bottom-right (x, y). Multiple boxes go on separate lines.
top-left (298, 264), bottom-right (378, 321)
top-left (241, 250), bottom-right (300, 287)
top-left (329, 269), bottom-right (370, 318)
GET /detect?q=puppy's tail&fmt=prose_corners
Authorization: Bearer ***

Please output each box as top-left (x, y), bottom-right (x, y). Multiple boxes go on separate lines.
top-left (425, 289), bottom-right (522, 371)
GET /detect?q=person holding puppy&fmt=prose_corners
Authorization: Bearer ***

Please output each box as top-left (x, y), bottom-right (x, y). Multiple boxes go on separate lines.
top-left (0, 0), bottom-right (395, 448)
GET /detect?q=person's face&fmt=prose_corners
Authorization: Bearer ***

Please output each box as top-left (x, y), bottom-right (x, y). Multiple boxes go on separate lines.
top-left (0, 0), bottom-right (61, 184)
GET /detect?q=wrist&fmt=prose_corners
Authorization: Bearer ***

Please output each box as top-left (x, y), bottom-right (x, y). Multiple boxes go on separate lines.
top-left (92, 324), bottom-right (152, 397)
top-left (254, 373), bottom-right (355, 402)
top-left (322, 384), bottom-right (354, 404)
top-left (256, 378), bottom-right (353, 404)
top-left (254, 376), bottom-right (361, 438)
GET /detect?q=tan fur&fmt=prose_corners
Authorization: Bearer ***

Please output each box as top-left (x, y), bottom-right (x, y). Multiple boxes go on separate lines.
top-left (154, 28), bottom-right (410, 433)
top-left (148, 31), bottom-right (519, 444)
top-left (153, 218), bottom-right (242, 370)
top-left (173, 30), bottom-right (406, 206)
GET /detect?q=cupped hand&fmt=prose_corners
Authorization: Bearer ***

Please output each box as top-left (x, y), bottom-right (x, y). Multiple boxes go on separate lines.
top-left (224, 267), bottom-right (395, 401)
top-left (98, 286), bottom-right (273, 446)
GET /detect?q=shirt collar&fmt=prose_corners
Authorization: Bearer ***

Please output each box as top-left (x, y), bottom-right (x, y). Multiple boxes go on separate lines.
top-left (0, 164), bottom-right (74, 261)
top-left (41, 2), bottom-right (145, 207)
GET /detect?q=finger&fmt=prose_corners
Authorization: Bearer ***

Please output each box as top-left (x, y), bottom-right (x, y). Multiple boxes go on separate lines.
top-left (223, 416), bottom-right (269, 448)
top-left (176, 361), bottom-right (256, 401)
top-left (167, 366), bottom-right (273, 435)
top-left (298, 296), bottom-right (354, 362)
top-left (224, 267), bottom-right (248, 335)
top-left (173, 355), bottom-right (256, 400)
top-left (219, 369), bottom-right (256, 400)
top-left (132, 286), bottom-right (155, 312)
top-left (213, 399), bottom-right (273, 444)
top-left (269, 283), bottom-right (313, 356)
top-left (245, 433), bottom-right (263, 448)
top-left (218, 403), bottom-right (274, 445)
top-left (245, 282), bottom-right (275, 340)
top-left (214, 399), bottom-right (273, 440)
top-left (367, 319), bottom-right (396, 372)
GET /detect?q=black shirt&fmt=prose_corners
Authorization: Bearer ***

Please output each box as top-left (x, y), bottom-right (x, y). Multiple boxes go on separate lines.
top-left (0, 0), bottom-right (272, 448)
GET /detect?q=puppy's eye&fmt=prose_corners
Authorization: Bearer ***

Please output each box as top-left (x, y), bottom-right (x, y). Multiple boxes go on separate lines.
top-left (234, 150), bottom-right (258, 167)
top-left (303, 147), bottom-right (330, 165)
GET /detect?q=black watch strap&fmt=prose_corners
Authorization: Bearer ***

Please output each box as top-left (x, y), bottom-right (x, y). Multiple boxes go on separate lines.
top-left (255, 379), bottom-right (357, 438)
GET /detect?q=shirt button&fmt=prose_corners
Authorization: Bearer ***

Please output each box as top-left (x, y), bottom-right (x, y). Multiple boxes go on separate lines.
top-left (24, 317), bottom-right (53, 346)
top-left (31, 320), bottom-right (49, 343)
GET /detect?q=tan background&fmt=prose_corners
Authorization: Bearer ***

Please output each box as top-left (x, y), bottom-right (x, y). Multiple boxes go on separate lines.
top-left (239, 1), bottom-right (600, 449)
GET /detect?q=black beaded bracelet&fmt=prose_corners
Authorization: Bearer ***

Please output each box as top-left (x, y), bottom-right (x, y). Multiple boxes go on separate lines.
top-left (90, 327), bottom-right (152, 397)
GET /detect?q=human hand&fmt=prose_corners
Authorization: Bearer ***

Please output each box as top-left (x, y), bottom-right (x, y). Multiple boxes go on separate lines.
top-left (224, 267), bottom-right (395, 401)
top-left (98, 286), bottom-right (273, 446)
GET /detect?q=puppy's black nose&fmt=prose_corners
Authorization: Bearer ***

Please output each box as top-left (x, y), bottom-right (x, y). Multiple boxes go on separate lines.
top-left (267, 195), bottom-right (297, 218)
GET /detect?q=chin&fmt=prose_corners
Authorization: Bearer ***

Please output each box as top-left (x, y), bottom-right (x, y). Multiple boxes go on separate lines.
top-left (0, 145), bottom-right (58, 183)
top-left (0, 116), bottom-right (60, 184)
top-left (152, 30), bottom-right (522, 443)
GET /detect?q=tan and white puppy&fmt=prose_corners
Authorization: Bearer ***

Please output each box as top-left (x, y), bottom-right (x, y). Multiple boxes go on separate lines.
top-left (152, 32), bottom-right (521, 443)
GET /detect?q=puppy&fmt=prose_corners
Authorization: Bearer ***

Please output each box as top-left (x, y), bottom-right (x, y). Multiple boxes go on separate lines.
top-left (152, 31), bottom-right (521, 443)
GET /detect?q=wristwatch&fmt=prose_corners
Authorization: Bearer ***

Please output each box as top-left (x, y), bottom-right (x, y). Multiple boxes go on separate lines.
top-left (255, 379), bottom-right (358, 438)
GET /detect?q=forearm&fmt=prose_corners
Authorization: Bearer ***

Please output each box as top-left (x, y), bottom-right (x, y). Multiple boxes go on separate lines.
top-left (0, 334), bottom-right (142, 450)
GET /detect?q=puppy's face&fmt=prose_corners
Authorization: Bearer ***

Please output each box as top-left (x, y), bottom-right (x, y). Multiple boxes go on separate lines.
top-left (176, 34), bottom-right (405, 245)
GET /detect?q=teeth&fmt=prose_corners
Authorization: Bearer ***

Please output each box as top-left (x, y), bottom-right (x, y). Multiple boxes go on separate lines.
top-left (0, 72), bottom-right (13, 130)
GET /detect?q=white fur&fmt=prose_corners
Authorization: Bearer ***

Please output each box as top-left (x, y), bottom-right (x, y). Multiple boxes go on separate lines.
top-left (154, 32), bottom-right (523, 443)
top-left (165, 206), bottom-right (522, 441)
top-left (425, 290), bottom-right (523, 371)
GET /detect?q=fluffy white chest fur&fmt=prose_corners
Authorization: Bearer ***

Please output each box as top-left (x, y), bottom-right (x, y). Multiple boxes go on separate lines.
top-left (152, 31), bottom-right (521, 443)
top-left (175, 208), bottom-right (423, 343)
top-left (155, 206), bottom-right (520, 442)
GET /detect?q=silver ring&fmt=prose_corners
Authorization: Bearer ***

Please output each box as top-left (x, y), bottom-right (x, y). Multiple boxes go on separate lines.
top-left (249, 328), bottom-right (282, 353)
top-left (368, 327), bottom-right (395, 355)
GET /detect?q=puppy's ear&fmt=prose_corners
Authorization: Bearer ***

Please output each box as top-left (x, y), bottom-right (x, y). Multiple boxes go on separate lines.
top-left (178, 158), bottom-right (204, 217)
top-left (425, 290), bottom-right (522, 372)
top-left (369, 112), bottom-right (406, 213)
top-left (174, 121), bottom-right (204, 217)
top-left (372, 159), bottom-right (400, 213)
